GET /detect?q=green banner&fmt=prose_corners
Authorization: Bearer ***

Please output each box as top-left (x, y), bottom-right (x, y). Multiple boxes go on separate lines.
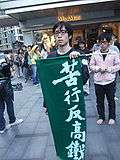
top-left (36, 56), bottom-right (86, 160)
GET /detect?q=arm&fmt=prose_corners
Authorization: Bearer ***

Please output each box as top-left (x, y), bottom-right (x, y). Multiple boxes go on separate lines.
top-left (35, 50), bottom-right (43, 59)
top-left (81, 58), bottom-right (89, 85)
top-left (107, 53), bottom-right (120, 73)
top-left (89, 55), bottom-right (100, 73)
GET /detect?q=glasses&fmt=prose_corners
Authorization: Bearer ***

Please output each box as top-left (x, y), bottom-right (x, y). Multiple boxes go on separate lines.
top-left (54, 30), bottom-right (68, 36)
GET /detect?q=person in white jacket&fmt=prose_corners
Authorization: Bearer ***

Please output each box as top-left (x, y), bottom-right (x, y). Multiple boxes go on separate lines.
top-left (90, 32), bottom-right (120, 125)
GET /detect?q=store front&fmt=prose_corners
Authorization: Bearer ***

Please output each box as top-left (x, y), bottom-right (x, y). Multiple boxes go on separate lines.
top-left (15, 1), bottom-right (119, 49)
top-left (19, 1), bottom-right (119, 49)
top-left (29, 21), bottom-right (119, 50)
top-left (72, 22), bottom-right (120, 49)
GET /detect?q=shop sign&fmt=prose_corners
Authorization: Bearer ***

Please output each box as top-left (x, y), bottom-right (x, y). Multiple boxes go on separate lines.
top-left (58, 15), bottom-right (81, 22)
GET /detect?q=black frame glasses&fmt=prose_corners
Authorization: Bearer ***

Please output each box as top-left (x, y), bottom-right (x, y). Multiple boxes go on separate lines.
top-left (54, 30), bottom-right (68, 36)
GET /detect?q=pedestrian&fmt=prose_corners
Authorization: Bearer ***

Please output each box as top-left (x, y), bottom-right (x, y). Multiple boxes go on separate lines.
top-left (109, 34), bottom-right (120, 100)
top-left (75, 40), bottom-right (90, 96)
top-left (91, 39), bottom-right (100, 52)
top-left (6, 51), bottom-right (15, 77)
top-left (110, 34), bottom-right (120, 53)
top-left (29, 45), bottom-right (42, 86)
top-left (22, 45), bottom-right (32, 83)
top-left (41, 34), bottom-right (56, 59)
top-left (41, 33), bottom-right (52, 59)
top-left (43, 21), bottom-right (89, 113)
top-left (73, 36), bottom-right (82, 50)
top-left (0, 54), bottom-right (23, 134)
top-left (14, 48), bottom-right (24, 78)
top-left (90, 32), bottom-right (120, 125)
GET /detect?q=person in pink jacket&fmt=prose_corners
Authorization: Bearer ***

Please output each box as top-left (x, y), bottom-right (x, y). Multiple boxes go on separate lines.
top-left (90, 32), bottom-right (120, 125)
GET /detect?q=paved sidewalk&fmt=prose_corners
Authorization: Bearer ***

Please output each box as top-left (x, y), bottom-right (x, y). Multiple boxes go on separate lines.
top-left (85, 77), bottom-right (120, 160)
top-left (0, 78), bottom-right (56, 160)
top-left (0, 76), bottom-right (120, 160)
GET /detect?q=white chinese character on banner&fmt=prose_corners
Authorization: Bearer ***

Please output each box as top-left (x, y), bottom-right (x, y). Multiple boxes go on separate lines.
top-left (71, 87), bottom-right (81, 103)
top-left (64, 90), bottom-right (70, 105)
top-left (60, 59), bottom-right (78, 74)
top-left (52, 59), bottom-right (81, 87)
top-left (64, 87), bottom-right (81, 105)
top-left (66, 140), bottom-right (85, 160)
top-left (71, 121), bottom-right (85, 142)
top-left (65, 105), bottom-right (85, 122)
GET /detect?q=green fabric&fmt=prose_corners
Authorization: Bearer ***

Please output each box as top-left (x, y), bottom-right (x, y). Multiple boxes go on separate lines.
top-left (37, 56), bottom-right (86, 160)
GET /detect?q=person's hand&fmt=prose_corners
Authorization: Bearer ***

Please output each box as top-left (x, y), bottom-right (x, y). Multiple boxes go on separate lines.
top-left (69, 51), bottom-right (80, 59)
top-left (36, 51), bottom-right (43, 58)
top-left (100, 64), bottom-right (107, 73)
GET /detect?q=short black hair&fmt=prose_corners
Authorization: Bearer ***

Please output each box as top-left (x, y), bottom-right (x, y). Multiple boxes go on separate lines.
top-left (75, 36), bottom-right (82, 41)
top-left (18, 48), bottom-right (24, 54)
top-left (53, 21), bottom-right (73, 37)
top-left (27, 45), bottom-right (32, 48)
top-left (53, 21), bottom-right (73, 46)
top-left (98, 32), bottom-right (112, 43)
top-left (78, 40), bottom-right (86, 45)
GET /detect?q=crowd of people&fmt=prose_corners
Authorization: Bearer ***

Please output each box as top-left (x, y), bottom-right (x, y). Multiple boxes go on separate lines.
top-left (0, 21), bottom-right (120, 134)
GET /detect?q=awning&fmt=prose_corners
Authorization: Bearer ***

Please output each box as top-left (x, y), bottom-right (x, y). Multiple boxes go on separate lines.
top-left (5, 0), bottom-right (115, 15)
top-left (0, 0), bottom-right (119, 27)
top-left (0, 15), bottom-right (18, 27)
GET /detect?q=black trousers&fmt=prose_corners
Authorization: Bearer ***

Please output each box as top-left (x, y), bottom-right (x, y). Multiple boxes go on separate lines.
top-left (0, 82), bottom-right (16, 131)
top-left (95, 81), bottom-right (116, 120)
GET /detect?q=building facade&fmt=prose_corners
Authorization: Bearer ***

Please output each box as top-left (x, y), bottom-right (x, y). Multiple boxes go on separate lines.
top-left (0, 0), bottom-right (120, 49)
top-left (0, 26), bottom-right (24, 51)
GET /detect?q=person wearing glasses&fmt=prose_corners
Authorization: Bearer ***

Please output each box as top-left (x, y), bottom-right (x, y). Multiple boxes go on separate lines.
top-left (90, 32), bottom-right (120, 125)
top-left (43, 21), bottom-right (89, 113)
top-left (48, 21), bottom-right (89, 77)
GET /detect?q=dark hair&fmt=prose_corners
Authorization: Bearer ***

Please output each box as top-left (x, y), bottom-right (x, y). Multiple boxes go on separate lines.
top-left (27, 45), bottom-right (32, 48)
top-left (23, 45), bottom-right (27, 48)
top-left (53, 21), bottom-right (73, 46)
top-left (18, 48), bottom-right (24, 54)
top-left (75, 36), bottom-right (82, 41)
top-left (41, 43), bottom-right (47, 51)
top-left (78, 40), bottom-right (86, 45)
top-left (31, 44), bottom-right (34, 49)
top-left (98, 32), bottom-right (112, 43)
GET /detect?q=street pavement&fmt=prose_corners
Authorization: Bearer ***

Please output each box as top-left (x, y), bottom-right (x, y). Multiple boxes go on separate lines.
top-left (0, 75), bottom-right (120, 160)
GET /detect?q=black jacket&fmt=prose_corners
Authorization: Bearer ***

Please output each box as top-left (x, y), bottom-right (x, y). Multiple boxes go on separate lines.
top-left (0, 62), bottom-right (13, 99)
